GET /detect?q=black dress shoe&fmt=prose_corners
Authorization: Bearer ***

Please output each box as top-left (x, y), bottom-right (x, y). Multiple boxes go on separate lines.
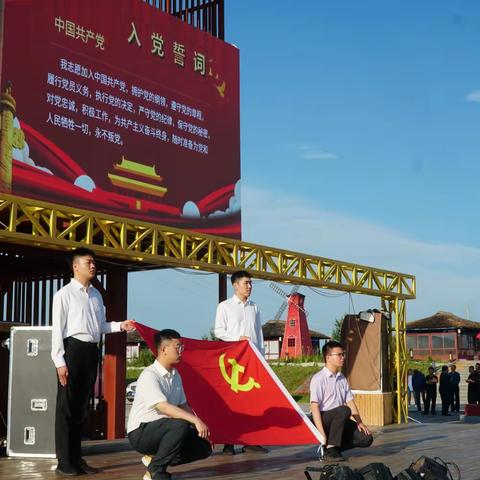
top-left (148, 468), bottom-right (171, 479)
top-left (152, 473), bottom-right (172, 480)
top-left (55, 464), bottom-right (81, 476)
top-left (241, 445), bottom-right (269, 454)
top-left (78, 458), bottom-right (99, 474)
top-left (323, 447), bottom-right (345, 462)
top-left (222, 445), bottom-right (235, 455)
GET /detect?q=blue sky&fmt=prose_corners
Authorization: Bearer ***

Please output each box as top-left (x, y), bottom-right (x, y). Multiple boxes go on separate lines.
top-left (129, 1), bottom-right (480, 338)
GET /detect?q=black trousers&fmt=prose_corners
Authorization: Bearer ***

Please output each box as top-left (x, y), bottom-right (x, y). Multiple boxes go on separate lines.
top-left (450, 386), bottom-right (460, 412)
top-left (128, 418), bottom-right (212, 479)
top-left (468, 387), bottom-right (477, 405)
top-left (440, 390), bottom-right (452, 415)
top-left (311, 406), bottom-right (373, 451)
top-left (413, 390), bottom-right (426, 411)
top-left (424, 389), bottom-right (436, 413)
top-left (55, 337), bottom-right (99, 468)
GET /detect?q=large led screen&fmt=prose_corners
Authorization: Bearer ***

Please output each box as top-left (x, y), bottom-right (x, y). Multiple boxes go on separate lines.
top-left (1, 0), bottom-right (241, 238)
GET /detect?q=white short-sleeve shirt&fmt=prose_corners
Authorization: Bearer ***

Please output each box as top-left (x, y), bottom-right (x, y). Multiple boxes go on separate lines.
top-left (127, 360), bottom-right (187, 433)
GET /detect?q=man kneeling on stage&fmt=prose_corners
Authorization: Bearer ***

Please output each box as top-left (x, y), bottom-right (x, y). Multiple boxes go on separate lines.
top-left (127, 329), bottom-right (212, 480)
top-left (310, 340), bottom-right (373, 462)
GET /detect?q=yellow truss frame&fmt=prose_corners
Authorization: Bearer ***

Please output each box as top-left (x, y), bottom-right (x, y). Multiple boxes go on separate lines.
top-left (0, 192), bottom-right (415, 422)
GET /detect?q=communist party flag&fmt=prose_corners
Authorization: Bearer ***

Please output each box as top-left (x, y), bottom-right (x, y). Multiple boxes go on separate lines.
top-left (134, 322), bottom-right (323, 445)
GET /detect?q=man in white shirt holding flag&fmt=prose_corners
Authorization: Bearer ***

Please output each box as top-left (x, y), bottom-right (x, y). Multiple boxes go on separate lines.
top-left (214, 270), bottom-right (268, 455)
top-left (51, 247), bottom-right (135, 476)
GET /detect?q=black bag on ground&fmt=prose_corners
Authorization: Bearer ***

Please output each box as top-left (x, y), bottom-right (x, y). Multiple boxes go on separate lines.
top-left (394, 468), bottom-right (423, 480)
top-left (304, 465), bottom-right (362, 480)
top-left (410, 457), bottom-right (449, 480)
top-left (409, 456), bottom-right (449, 480)
top-left (357, 462), bottom-right (394, 480)
top-left (410, 455), bottom-right (461, 480)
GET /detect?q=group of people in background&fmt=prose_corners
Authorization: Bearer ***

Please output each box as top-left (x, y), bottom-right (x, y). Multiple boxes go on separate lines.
top-left (408, 363), bottom-right (480, 416)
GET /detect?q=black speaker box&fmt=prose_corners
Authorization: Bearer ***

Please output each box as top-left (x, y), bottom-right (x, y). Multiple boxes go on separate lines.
top-left (304, 465), bottom-right (362, 480)
top-left (357, 462), bottom-right (393, 480)
top-left (410, 456), bottom-right (449, 480)
top-left (394, 468), bottom-right (423, 480)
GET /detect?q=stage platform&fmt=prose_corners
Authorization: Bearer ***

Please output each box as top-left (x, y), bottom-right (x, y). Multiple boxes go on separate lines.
top-left (1, 410), bottom-right (478, 479)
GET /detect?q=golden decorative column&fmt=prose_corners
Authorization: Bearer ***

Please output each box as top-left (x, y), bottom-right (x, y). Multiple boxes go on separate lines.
top-left (0, 84), bottom-right (16, 193)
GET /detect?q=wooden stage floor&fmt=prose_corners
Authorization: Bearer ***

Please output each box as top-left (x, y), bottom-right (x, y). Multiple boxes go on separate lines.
top-left (1, 410), bottom-right (479, 479)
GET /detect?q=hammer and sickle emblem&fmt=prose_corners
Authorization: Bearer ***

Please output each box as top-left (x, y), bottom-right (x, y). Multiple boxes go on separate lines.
top-left (219, 353), bottom-right (261, 393)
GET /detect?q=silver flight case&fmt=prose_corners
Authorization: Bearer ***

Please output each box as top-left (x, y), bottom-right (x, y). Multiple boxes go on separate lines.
top-left (7, 326), bottom-right (57, 457)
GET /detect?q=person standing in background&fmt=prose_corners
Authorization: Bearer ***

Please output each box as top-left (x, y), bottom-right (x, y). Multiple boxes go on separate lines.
top-left (475, 363), bottom-right (480, 404)
top-left (439, 365), bottom-right (452, 416)
top-left (407, 369), bottom-right (413, 406)
top-left (214, 270), bottom-right (267, 455)
top-left (466, 365), bottom-right (478, 405)
top-left (449, 364), bottom-right (460, 413)
top-left (412, 369), bottom-right (426, 413)
top-left (423, 367), bottom-right (438, 415)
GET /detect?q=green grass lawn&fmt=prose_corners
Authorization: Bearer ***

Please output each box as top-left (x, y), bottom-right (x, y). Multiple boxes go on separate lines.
top-left (268, 363), bottom-right (321, 402)
top-left (127, 359), bottom-right (435, 402)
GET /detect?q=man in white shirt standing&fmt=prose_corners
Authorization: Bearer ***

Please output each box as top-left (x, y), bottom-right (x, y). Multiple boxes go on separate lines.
top-left (127, 329), bottom-right (212, 480)
top-left (51, 247), bottom-right (135, 476)
top-left (214, 270), bottom-right (267, 455)
top-left (310, 340), bottom-right (373, 462)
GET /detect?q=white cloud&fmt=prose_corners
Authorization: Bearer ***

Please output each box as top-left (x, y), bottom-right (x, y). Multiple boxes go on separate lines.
top-left (208, 179), bottom-right (241, 218)
top-left (74, 175), bottom-right (96, 192)
top-left (182, 201), bottom-right (201, 218)
top-left (241, 185), bottom-right (480, 323)
top-left (466, 90), bottom-right (480, 102)
top-left (297, 145), bottom-right (337, 161)
top-left (181, 180), bottom-right (242, 219)
top-left (301, 150), bottom-right (337, 160)
top-left (12, 118), bottom-right (53, 175)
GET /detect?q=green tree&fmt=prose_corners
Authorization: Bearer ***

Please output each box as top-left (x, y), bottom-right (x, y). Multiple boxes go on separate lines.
top-left (127, 348), bottom-right (155, 367)
top-left (331, 317), bottom-right (344, 342)
top-left (201, 327), bottom-right (218, 341)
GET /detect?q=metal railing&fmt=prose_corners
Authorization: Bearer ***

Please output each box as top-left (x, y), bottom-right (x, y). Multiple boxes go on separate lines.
top-left (143, 0), bottom-right (224, 39)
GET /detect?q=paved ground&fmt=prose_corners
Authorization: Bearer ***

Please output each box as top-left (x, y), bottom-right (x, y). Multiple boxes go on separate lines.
top-left (2, 403), bottom-right (478, 479)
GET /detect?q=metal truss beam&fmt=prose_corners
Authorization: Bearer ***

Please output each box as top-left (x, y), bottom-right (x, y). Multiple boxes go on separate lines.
top-left (0, 193), bottom-right (416, 300)
top-left (0, 192), bottom-right (413, 422)
top-left (382, 297), bottom-right (408, 424)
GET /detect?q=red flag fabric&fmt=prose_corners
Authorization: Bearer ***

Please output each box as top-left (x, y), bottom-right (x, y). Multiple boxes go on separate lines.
top-left (134, 322), bottom-right (322, 445)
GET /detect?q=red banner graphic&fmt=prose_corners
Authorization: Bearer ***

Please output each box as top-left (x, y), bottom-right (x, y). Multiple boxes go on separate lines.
top-left (134, 322), bottom-right (323, 446)
top-left (2, 0), bottom-right (241, 238)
